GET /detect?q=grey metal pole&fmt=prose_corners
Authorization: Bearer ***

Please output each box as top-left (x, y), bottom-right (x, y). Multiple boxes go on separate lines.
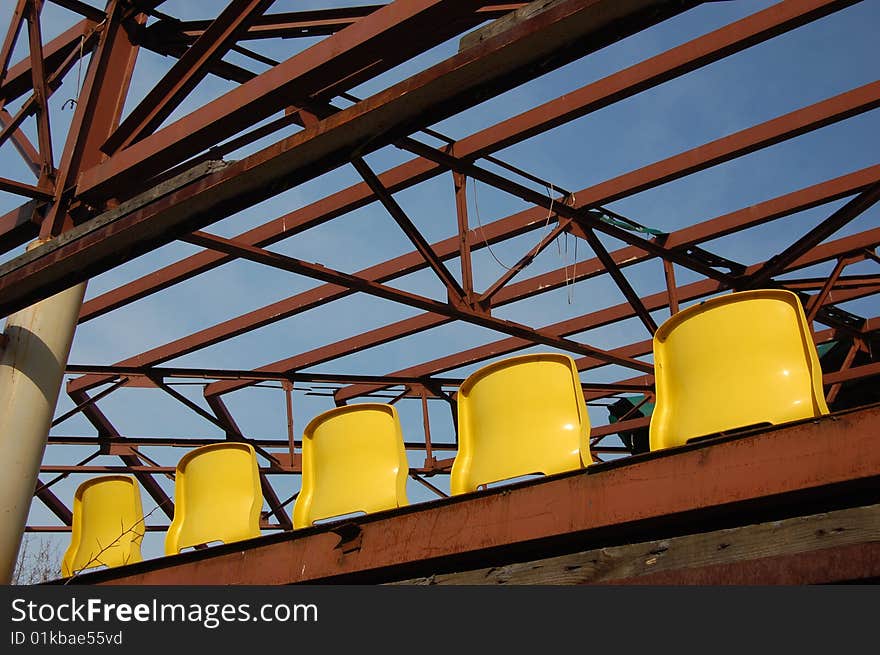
top-left (0, 240), bottom-right (86, 583)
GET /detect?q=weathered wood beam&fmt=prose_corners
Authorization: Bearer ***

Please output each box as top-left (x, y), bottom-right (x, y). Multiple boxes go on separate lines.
top-left (393, 503), bottom-right (880, 584)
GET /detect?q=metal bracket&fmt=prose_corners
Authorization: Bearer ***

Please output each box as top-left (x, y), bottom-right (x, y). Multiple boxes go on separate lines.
top-left (332, 522), bottom-right (363, 555)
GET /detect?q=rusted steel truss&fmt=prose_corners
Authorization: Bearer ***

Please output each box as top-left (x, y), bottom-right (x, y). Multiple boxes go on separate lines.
top-left (0, 0), bottom-right (877, 547)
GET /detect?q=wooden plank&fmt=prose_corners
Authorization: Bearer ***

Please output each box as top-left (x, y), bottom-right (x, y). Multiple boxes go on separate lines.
top-left (459, 0), bottom-right (562, 51)
top-left (607, 541), bottom-right (880, 584)
top-left (393, 503), bottom-right (880, 584)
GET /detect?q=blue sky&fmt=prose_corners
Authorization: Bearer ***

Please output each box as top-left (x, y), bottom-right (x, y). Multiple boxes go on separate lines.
top-left (1, 0), bottom-right (878, 568)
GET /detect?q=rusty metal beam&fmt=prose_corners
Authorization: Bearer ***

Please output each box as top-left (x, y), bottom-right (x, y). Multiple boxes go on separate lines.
top-left (1, 18), bottom-right (94, 105)
top-left (351, 156), bottom-right (466, 302)
top-left (74, 0), bottom-right (859, 323)
top-left (577, 299), bottom-right (880, 406)
top-left (0, 12), bottom-right (144, 580)
top-left (146, 5), bottom-right (525, 43)
top-left (38, 465), bottom-right (291, 474)
top-left (334, 228), bottom-right (880, 401)
top-left (102, 0), bottom-right (274, 155)
top-left (203, 317), bottom-right (452, 401)
top-left (0, 98), bottom-right (42, 161)
top-left (28, 525), bottom-right (166, 532)
top-left (477, 220), bottom-right (570, 305)
top-left (46, 0), bottom-right (105, 22)
top-left (47, 320), bottom-right (877, 500)
top-left (183, 230), bottom-right (653, 373)
top-left (744, 184), bottom-right (880, 288)
top-left (64, 363), bottom-right (465, 387)
top-left (45, 434), bottom-right (459, 451)
top-left (0, 176), bottom-right (52, 199)
top-left (140, 31), bottom-right (262, 86)
top-left (81, 0), bottom-right (490, 195)
top-left (0, 108), bottom-right (42, 177)
top-left (25, 0), bottom-right (55, 183)
top-left (103, 156), bottom-right (880, 388)
top-left (148, 375), bottom-right (233, 434)
top-left (823, 361), bottom-right (880, 387)
top-left (33, 480), bottom-right (72, 525)
top-left (789, 273), bottom-right (879, 292)
top-left (38, 0), bottom-right (143, 237)
top-left (579, 324), bottom-right (849, 399)
top-left (662, 260), bottom-right (679, 315)
top-left (805, 257), bottom-right (850, 323)
top-left (0, 23), bottom-right (100, 175)
top-left (65, 162), bottom-right (880, 400)
top-left (69, 389), bottom-right (175, 520)
top-left (145, 5), bottom-right (386, 44)
top-left (498, 166), bottom-right (880, 304)
top-left (398, 81), bottom-right (880, 279)
top-left (403, 132), bottom-right (785, 285)
top-left (282, 380), bottom-right (295, 460)
top-left (51, 376), bottom-right (128, 427)
top-left (66, 76), bottom-right (880, 352)
top-left (567, 220), bottom-right (658, 334)
top-left (0, 0), bottom-right (699, 319)
top-left (0, 1), bottom-right (27, 98)
top-left (0, 200), bottom-right (41, 253)
top-left (171, 267), bottom-right (872, 421)
top-left (67, 171), bottom-right (876, 400)
top-left (453, 172), bottom-right (476, 304)
top-left (62, 405), bottom-right (880, 585)
top-left (366, 304), bottom-right (876, 411)
top-left (203, 394), bottom-right (294, 531)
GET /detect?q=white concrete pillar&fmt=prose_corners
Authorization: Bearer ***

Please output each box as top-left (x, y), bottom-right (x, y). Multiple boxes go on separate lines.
top-left (0, 241), bottom-right (86, 583)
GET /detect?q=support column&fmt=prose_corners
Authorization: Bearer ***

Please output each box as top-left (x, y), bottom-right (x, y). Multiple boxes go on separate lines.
top-left (0, 239), bottom-right (85, 583)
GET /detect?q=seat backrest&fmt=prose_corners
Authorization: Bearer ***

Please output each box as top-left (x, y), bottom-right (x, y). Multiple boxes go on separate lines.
top-left (165, 442), bottom-right (262, 555)
top-left (649, 289), bottom-right (829, 451)
top-left (451, 352), bottom-right (592, 495)
top-left (62, 475), bottom-right (144, 577)
top-left (293, 403), bottom-right (408, 529)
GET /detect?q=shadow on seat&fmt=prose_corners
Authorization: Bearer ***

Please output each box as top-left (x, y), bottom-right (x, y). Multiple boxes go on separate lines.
top-left (450, 352), bottom-right (592, 496)
top-left (164, 442), bottom-right (262, 555)
top-left (62, 475), bottom-right (144, 577)
top-left (292, 403), bottom-right (409, 529)
top-left (649, 289), bottom-right (829, 451)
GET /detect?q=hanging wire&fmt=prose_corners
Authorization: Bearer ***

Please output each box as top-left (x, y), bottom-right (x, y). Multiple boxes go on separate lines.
top-left (568, 192), bottom-right (579, 304)
top-left (470, 168), bottom-right (664, 306)
top-left (471, 177), bottom-right (556, 272)
top-left (62, 33), bottom-right (86, 110)
top-left (61, 18), bottom-right (107, 111)
top-left (552, 191), bottom-right (578, 304)
top-left (567, 192), bottom-right (578, 304)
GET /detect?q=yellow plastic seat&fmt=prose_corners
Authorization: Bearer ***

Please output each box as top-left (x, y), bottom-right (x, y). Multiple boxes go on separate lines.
top-left (293, 403), bottom-right (409, 529)
top-left (165, 442), bottom-right (262, 555)
top-left (649, 289), bottom-right (829, 451)
top-left (451, 352), bottom-right (592, 495)
top-left (61, 476), bottom-right (144, 577)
